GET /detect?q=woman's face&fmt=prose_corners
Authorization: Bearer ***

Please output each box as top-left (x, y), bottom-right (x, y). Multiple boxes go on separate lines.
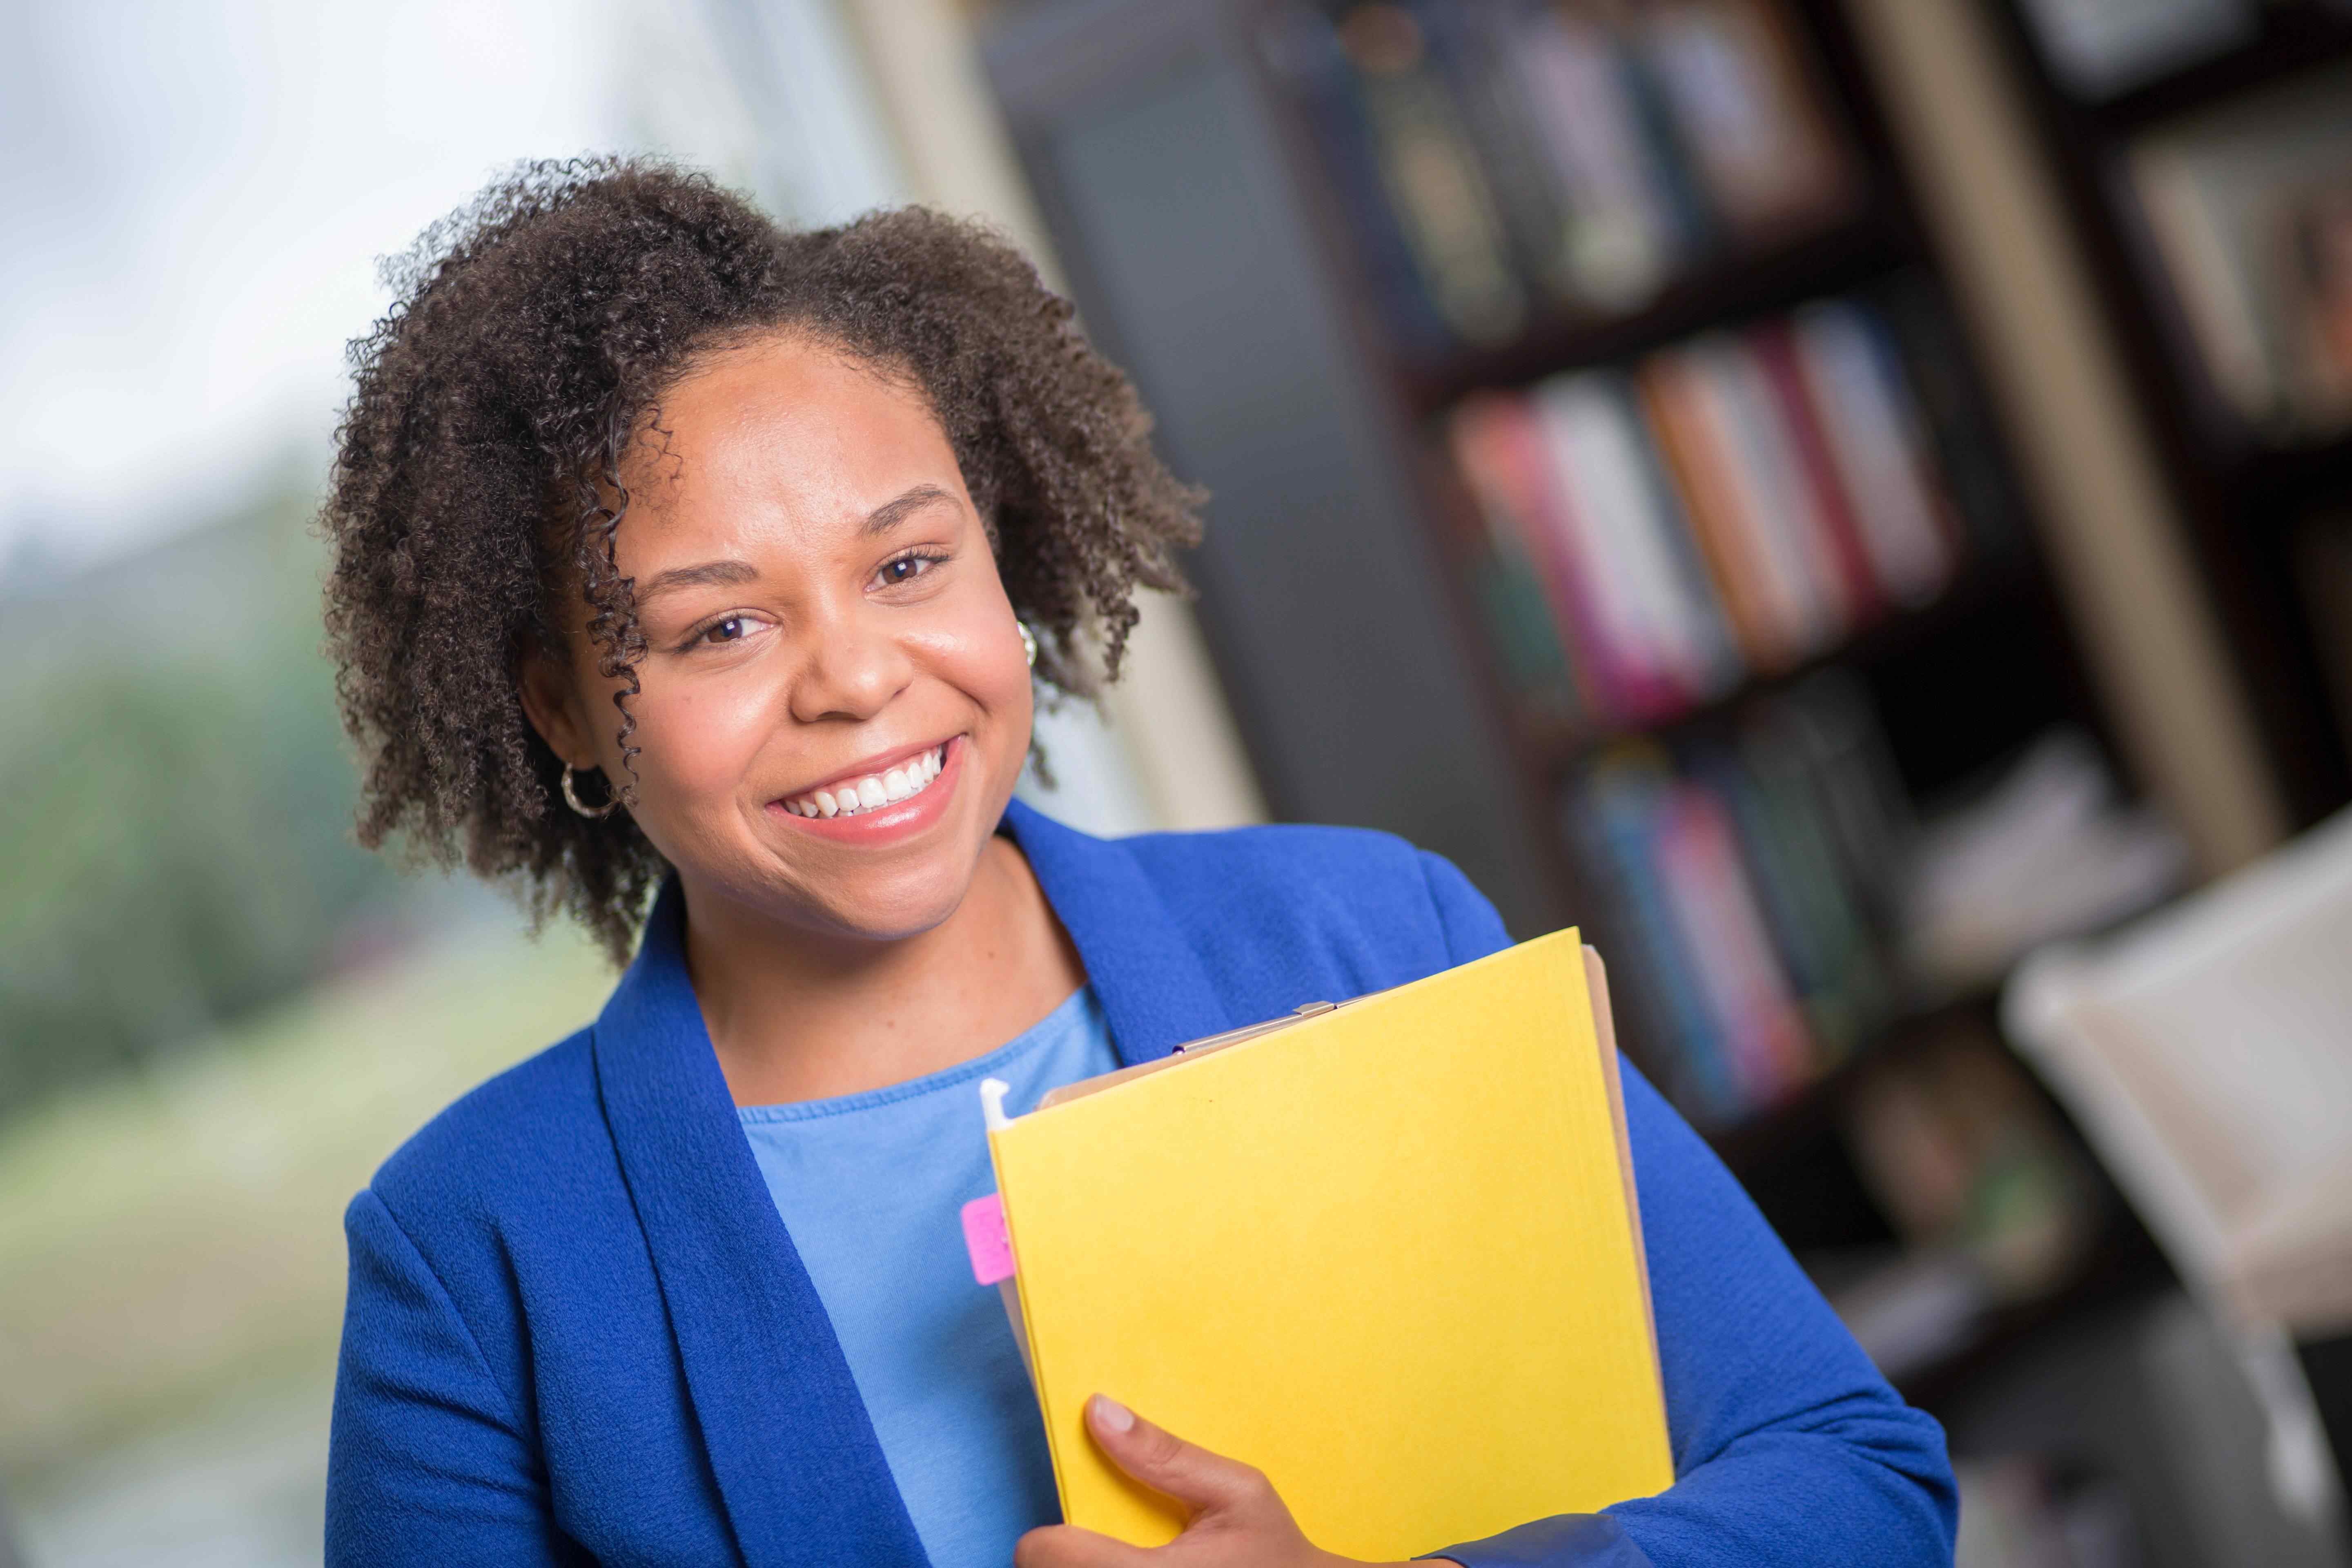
top-left (521, 332), bottom-right (1034, 943)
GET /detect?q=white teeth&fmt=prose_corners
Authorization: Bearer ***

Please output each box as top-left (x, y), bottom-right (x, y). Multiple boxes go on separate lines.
top-left (784, 745), bottom-right (948, 820)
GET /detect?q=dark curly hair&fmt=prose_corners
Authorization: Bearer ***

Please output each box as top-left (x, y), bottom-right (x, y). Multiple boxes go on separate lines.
top-left (321, 157), bottom-right (1203, 962)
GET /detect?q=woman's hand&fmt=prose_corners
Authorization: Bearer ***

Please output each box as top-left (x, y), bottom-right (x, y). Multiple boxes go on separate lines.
top-left (1012, 1395), bottom-right (1417, 1568)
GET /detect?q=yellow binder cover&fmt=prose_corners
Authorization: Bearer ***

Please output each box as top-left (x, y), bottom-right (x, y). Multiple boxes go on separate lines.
top-left (984, 930), bottom-right (1673, 1559)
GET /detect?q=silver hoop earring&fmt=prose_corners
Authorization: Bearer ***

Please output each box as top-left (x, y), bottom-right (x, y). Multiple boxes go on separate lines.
top-left (1018, 620), bottom-right (1038, 670)
top-left (561, 763), bottom-right (621, 820)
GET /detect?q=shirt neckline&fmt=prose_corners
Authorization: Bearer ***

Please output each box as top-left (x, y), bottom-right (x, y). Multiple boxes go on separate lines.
top-left (735, 984), bottom-right (1096, 1125)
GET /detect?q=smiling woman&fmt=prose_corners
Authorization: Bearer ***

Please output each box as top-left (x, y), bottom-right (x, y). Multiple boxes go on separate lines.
top-left (323, 158), bottom-right (1199, 967)
top-left (317, 158), bottom-right (1956, 1568)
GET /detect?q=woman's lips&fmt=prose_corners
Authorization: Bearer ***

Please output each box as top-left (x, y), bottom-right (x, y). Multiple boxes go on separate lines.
top-left (766, 735), bottom-right (964, 843)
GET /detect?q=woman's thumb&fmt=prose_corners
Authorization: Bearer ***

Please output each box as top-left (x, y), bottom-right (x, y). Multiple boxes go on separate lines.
top-left (1085, 1395), bottom-right (1275, 1518)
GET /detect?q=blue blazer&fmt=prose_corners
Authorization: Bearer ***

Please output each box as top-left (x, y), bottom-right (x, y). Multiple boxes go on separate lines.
top-left (327, 802), bottom-right (1955, 1567)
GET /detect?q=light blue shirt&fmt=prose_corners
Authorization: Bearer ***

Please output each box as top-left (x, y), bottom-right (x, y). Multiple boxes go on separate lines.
top-left (737, 986), bottom-right (1118, 1568)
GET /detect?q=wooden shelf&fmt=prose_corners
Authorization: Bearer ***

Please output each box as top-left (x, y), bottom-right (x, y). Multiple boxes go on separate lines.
top-left (1393, 215), bottom-right (1904, 413)
top-left (2223, 428), bottom-right (2352, 501)
top-left (2083, 5), bottom-right (2352, 131)
top-left (1515, 558), bottom-right (2037, 783)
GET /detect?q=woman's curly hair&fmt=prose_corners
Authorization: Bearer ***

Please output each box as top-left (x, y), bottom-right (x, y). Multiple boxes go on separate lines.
top-left (321, 157), bottom-right (1203, 962)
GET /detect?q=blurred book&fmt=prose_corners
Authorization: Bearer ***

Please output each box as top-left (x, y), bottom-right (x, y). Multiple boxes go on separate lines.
top-left (1873, 272), bottom-right (2030, 563)
top-left (1568, 742), bottom-right (1752, 1122)
top-left (1901, 731), bottom-right (2188, 993)
top-left (1275, 0), bottom-right (1857, 345)
top-left (1559, 673), bottom-right (1908, 1124)
top-left (2012, 0), bottom-right (2254, 99)
top-left (1337, 2), bottom-right (1530, 344)
top-left (1446, 395), bottom-right (1591, 722)
top-left (1506, 0), bottom-right (1697, 307)
top-left (1449, 290), bottom-right (1965, 726)
top-left (1785, 298), bottom-right (1961, 604)
top-left (1535, 369), bottom-right (1741, 717)
top-left (1633, 0), bottom-right (1852, 240)
top-left (2126, 62), bottom-right (2352, 443)
top-left (1269, 5), bottom-right (1461, 352)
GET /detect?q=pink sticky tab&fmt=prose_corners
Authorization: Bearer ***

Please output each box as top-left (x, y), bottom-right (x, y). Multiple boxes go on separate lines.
top-left (961, 1193), bottom-right (1014, 1285)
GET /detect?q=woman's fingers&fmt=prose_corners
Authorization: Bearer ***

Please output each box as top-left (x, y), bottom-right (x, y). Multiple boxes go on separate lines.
top-left (1083, 1394), bottom-right (1281, 1519)
top-left (1013, 1523), bottom-right (1154, 1568)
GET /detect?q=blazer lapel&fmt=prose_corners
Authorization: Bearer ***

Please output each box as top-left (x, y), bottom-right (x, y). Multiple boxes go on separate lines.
top-left (591, 880), bottom-right (927, 1568)
top-left (1000, 800), bottom-right (1235, 1065)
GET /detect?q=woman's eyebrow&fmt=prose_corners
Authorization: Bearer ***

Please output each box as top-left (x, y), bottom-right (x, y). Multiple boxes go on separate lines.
top-left (862, 483), bottom-right (957, 537)
top-left (636, 559), bottom-right (759, 604)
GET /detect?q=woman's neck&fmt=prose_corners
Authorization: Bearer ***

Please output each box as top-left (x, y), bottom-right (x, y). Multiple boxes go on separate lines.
top-left (681, 835), bottom-right (1088, 1107)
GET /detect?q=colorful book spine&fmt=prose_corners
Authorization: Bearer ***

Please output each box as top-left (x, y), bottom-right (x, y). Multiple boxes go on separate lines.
top-left (1449, 395), bottom-right (1616, 713)
top-left (1639, 347), bottom-right (1805, 670)
top-left (1446, 398), bottom-right (1589, 721)
top-left (1535, 372), bottom-right (1739, 719)
top-left (1670, 336), bottom-right (1839, 660)
top-left (1789, 299), bottom-right (1957, 605)
top-left (1751, 319), bottom-right (1886, 623)
top-left (1697, 332), bottom-right (1857, 650)
top-left (1569, 750), bottom-right (1745, 1122)
top-left (1650, 780), bottom-right (1819, 1103)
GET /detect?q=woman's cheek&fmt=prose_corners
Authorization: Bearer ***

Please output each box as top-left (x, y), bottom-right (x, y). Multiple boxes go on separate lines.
top-left (947, 591), bottom-right (1033, 699)
top-left (637, 679), bottom-right (776, 813)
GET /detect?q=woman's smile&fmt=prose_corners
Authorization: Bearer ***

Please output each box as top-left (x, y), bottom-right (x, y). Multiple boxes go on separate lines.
top-left (767, 734), bottom-right (965, 844)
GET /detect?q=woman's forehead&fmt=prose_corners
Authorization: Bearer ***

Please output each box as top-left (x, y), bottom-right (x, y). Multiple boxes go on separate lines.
top-left (620, 338), bottom-right (967, 555)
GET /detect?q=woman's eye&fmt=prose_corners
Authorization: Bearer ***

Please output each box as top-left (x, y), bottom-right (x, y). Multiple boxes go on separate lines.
top-left (702, 615), bottom-right (754, 644)
top-left (877, 554), bottom-right (937, 588)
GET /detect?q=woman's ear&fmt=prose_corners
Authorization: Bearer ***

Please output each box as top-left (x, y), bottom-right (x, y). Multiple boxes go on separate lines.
top-left (517, 644), bottom-right (597, 769)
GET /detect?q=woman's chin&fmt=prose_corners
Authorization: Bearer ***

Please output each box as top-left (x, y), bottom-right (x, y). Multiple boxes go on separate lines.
top-left (775, 846), bottom-right (992, 946)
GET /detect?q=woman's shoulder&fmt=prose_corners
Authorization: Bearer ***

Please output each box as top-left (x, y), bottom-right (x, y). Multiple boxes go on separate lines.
top-left (361, 1027), bottom-right (613, 1245)
top-left (1116, 819), bottom-right (1441, 897)
top-left (1109, 820), bottom-right (1513, 975)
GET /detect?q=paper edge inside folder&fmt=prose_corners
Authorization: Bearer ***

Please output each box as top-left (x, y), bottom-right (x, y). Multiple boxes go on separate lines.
top-left (1584, 944), bottom-right (1665, 1414)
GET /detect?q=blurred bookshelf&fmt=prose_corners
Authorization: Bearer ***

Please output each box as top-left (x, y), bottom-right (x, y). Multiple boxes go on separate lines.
top-left (982, 0), bottom-right (2188, 1410)
top-left (1987, 0), bottom-right (2352, 828)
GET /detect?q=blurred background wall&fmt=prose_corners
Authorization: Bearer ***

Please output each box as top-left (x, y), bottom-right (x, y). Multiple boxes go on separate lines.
top-left (2, 1), bottom-right (2350, 1565)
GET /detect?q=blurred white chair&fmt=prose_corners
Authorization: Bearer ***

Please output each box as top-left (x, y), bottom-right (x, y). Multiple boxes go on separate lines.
top-left (2005, 804), bottom-right (2352, 1527)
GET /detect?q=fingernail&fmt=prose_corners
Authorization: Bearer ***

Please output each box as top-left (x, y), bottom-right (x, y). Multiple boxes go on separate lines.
top-left (1090, 1394), bottom-right (1135, 1434)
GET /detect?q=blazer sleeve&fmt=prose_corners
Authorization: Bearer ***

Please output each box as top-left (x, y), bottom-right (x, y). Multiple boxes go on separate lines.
top-left (1414, 852), bottom-right (1958, 1568)
top-left (327, 1190), bottom-right (583, 1567)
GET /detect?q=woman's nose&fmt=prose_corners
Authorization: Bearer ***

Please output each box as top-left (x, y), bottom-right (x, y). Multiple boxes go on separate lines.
top-left (788, 614), bottom-right (914, 724)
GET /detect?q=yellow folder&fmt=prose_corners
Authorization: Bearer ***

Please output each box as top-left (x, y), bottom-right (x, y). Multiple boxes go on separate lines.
top-left (984, 930), bottom-right (1673, 1559)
